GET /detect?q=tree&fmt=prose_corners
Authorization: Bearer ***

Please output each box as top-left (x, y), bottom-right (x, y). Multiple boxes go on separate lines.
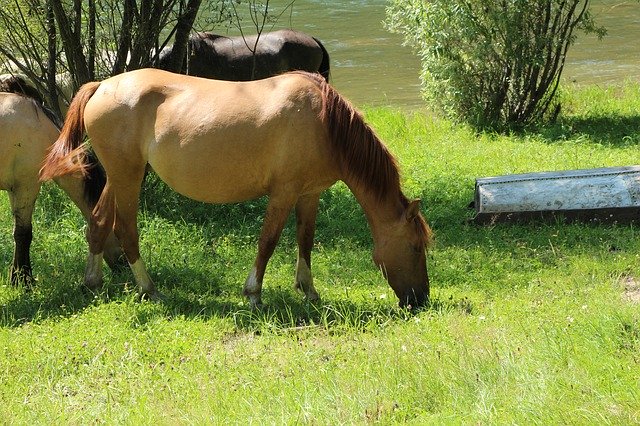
top-left (386, 0), bottom-right (605, 130)
top-left (0, 0), bottom-right (203, 115)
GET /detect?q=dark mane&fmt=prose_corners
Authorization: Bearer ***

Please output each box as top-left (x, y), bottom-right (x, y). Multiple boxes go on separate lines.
top-left (83, 150), bottom-right (108, 207)
top-left (292, 71), bottom-right (433, 246)
top-left (0, 74), bottom-right (44, 102)
top-left (0, 74), bottom-right (62, 129)
top-left (195, 32), bottom-right (226, 43)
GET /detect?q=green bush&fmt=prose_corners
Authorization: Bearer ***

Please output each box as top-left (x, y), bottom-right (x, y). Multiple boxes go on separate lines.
top-left (386, 0), bottom-right (604, 130)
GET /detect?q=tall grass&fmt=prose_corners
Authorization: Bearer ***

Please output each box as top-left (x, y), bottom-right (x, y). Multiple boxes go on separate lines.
top-left (1, 83), bottom-right (639, 423)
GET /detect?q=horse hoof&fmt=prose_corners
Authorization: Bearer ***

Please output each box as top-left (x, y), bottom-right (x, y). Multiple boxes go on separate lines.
top-left (84, 275), bottom-right (103, 292)
top-left (306, 293), bottom-right (320, 303)
top-left (294, 282), bottom-right (320, 302)
top-left (139, 290), bottom-right (166, 303)
top-left (246, 294), bottom-right (263, 310)
top-left (81, 284), bottom-right (99, 298)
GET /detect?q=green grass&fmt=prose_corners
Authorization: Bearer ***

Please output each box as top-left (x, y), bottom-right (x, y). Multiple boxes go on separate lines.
top-left (1, 83), bottom-right (639, 424)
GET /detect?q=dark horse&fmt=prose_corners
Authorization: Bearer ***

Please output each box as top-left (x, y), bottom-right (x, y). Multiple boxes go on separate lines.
top-left (157, 29), bottom-right (330, 82)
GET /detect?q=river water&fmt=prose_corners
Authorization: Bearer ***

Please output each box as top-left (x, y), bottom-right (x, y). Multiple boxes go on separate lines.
top-left (209, 0), bottom-right (640, 109)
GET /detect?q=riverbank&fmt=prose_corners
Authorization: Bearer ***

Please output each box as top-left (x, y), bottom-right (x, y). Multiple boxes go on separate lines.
top-left (1, 83), bottom-right (639, 423)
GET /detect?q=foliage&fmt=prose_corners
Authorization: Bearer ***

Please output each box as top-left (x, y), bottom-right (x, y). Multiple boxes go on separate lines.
top-left (1, 83), bottom-right (640, 422)
top-left (386, 0), bottom-right (606, 130)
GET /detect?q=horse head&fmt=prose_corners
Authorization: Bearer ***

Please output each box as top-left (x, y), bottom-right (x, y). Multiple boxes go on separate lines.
top-left (372, 199), bottom-right (431, 308)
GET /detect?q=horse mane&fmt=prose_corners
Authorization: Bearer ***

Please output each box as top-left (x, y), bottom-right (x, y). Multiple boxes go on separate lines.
top-left (192, 32), bottom-right (228, 51)
top-left (194, 32), bottom-right (226, 42)
top-left (0, 74), bottom-right (44, 102)
top-left (82, 150), bottom-right (107, 206)
top-left (0, 74), bottom-right (62, 129)
top-left (292, 71), bottom-right (433, 246)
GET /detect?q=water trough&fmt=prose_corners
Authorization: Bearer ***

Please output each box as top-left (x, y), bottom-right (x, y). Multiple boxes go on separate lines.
top-left (472, 166), bottom-right (640, 224)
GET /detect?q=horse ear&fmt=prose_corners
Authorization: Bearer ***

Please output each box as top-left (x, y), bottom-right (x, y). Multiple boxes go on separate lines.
top-left (404, 199), bottom-right (421, 222)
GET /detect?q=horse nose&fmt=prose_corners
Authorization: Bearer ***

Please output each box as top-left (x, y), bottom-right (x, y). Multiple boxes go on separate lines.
top-left (398, 287), bottom-right (430, 309)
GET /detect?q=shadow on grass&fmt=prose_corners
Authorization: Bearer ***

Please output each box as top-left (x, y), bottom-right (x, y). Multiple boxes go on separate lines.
top-left (537, 114), bottom-right (640, 146)
top-left (1, 270), bottom-right (473, 332)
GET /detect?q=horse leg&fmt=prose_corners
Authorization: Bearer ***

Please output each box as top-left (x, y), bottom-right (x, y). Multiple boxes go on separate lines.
top-left (294, 193), bottom-right (321, 301)
top-left (7, 187), bottom-right (37, 286)
top-left (243, 195), bottom-right (296, 308)
top-left (111, 173), bottom-right (162, 300)
top-left (84, 181), bottom-right (116, 291)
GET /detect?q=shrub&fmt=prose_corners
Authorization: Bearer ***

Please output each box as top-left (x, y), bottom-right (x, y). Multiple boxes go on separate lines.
top-left (386, 0), bottom-right (605, 130)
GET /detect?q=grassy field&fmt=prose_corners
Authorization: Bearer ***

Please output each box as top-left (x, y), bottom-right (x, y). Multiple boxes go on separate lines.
top-left (1, 83), bottom-right (639, 424)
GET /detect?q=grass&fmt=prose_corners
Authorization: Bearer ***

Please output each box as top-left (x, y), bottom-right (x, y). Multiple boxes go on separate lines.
top-left (1, 83), bottom-right (639, 424)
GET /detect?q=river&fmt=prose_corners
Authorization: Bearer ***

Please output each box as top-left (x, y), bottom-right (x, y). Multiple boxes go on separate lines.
top-left (207, 0), bottom-right (640, 109)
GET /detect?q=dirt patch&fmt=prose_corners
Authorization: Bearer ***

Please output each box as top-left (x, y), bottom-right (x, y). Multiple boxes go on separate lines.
top-left (622, 276), bottom-right (640, 304)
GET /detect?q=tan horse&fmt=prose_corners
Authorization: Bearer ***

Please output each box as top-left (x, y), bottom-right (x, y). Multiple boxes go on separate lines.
top-left (0, 75), bottom-right (122, 285)
top-left (40, 69), bottom-right (432, 307)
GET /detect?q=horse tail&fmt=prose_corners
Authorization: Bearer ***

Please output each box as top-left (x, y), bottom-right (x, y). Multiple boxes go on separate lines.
top-left (312, 37), bottom-right (331, 82)
top-left (39, 81), bottom-right (105, 204)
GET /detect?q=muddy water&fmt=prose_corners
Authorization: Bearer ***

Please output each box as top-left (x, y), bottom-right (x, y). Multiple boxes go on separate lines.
top-left (215, 0), bottom-right (639, 108)
top-left (565, 0), bottom-right (640, 85)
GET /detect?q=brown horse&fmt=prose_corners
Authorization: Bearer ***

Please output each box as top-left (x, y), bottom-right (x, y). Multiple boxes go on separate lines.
top-left (0, 75), bottom-right (122, 285)
top-left (40, 69), bottom-right (431, 307)
top-left (157, 29), bottom-right (330, 82)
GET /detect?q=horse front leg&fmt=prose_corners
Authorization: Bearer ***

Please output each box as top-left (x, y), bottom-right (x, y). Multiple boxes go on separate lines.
top-left (243, 195), bottom-right (296, 308)
top-left (294, 193), bottom-right (320, 301)
top-left (8, 188), bottom-right (37, 287)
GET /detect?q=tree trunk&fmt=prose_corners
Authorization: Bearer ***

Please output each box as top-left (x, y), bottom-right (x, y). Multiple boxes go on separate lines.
top-left (165, 0), bottom-right (203, 73)
top-left (50, 0), bottom-right (90, 88)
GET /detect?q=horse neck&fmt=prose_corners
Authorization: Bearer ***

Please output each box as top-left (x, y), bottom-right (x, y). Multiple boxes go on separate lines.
top-left (53, 174), bottom-right (93, 220)
top-left (345, 180), bottom-right (403, 242)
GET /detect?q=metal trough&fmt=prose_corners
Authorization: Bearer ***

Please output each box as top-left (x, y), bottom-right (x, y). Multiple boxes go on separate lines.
top-left (472, 166), bottom-right (640, 224)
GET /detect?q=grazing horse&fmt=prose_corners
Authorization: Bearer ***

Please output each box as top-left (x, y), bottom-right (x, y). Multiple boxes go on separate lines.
top-left (0, 75), bottom-right (122, 285)
top-left (40, 69), bottom-right (431, 307)
top-left (157, 29), bottom-right (331, 82)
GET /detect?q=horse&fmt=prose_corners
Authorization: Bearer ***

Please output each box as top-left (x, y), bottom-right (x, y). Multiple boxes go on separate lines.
top-left (157, 29), bottom-right (331, 82)
top-left (40, 68), bottom-right (431, 308)
top-left (0, 75), bottom-right (123, 286)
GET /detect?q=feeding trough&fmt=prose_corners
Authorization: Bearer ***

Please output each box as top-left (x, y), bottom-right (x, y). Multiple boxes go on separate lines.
top-left (472, 166), bottom-right (640, 224)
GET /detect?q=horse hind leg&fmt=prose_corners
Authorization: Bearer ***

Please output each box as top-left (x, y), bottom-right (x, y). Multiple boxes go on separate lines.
top-left (110, 172), bottom-right (163, 301)
top-left (243, 194), bottom-right (297, 308)
top-left (7, 187), bottom-right (37, 287)
top-left (294, 194), bottom-right (320, 301)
